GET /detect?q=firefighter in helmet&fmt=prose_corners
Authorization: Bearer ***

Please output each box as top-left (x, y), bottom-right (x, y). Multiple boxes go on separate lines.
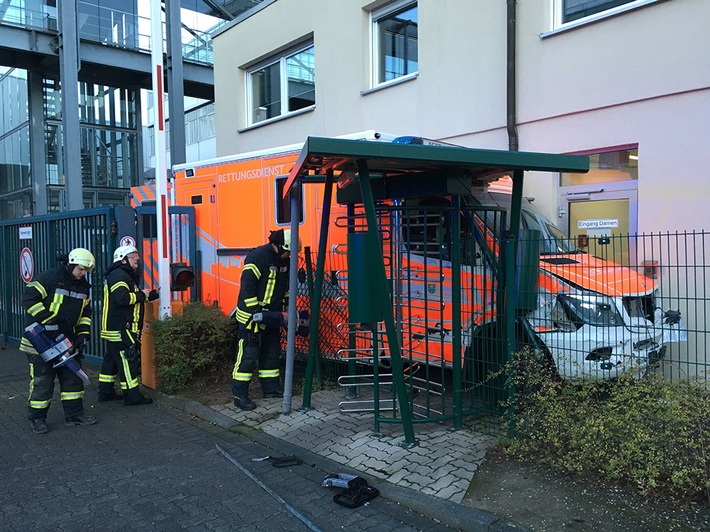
top-left (231, 229), bottom-right (300, 410)
top-left (21, 247), bottom-right (97, 434)
top-left (99, 245), bottom-right (158, 406)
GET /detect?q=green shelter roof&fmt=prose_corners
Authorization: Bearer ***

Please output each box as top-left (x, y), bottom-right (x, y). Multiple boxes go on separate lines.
top-left (283, 136), bottom-right (589, 198)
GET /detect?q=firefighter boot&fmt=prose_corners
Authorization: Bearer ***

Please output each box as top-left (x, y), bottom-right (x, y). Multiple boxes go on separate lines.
top-left (30, 418), bottom-right (49, 434)
top-left (124, 395), bottom-right (153, 406)
top-left (261, 377), bottom-right (283, 398)
top-left (65, 413), bottom-right (97, 426)
top-left (262, 388), bottom-right (284, 399)
top-left (98, 391), bottom-right (124, 402)
top-left (233, 396), bottom-right (257, 410)
top-left (232, 381), bottom-right (256, 410)
top-left (124, 388), bottom-right (153, 406)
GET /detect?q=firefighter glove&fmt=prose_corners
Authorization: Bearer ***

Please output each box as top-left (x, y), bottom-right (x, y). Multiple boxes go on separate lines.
top-left (664, 309), bottom-right (681, 325)
top-left (297, 310), bottom-right (310, 337)
top-left (74, 336), bottom-right (87, 355)
top-left (126, 343), bottom-right (141, 362)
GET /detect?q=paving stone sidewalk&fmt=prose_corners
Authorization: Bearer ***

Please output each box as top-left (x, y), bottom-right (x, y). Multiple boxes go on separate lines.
top-left (1, 344), bottom-right (525, 531)
top-left (211, 390), bottom-right (499, 504)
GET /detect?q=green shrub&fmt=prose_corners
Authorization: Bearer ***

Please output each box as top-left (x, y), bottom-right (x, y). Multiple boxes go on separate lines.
top-left (505, 349), bottom-right (710, 503)
top-left (152, 302), bottom-right (235, 394)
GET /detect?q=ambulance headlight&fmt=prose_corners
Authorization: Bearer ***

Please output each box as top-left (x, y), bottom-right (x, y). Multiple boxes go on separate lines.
top-left (558, 293), bottom-right (624, 327)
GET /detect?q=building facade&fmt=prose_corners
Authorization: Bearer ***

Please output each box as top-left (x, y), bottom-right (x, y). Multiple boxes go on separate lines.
top-left (212, 0), bottom-right (710, 235)
top-left (0, 0), bottom-right (228, 219)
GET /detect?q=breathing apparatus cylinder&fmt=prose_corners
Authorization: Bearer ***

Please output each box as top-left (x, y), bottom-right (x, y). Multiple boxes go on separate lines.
top-left (23, 322), bottom-right (90, 384)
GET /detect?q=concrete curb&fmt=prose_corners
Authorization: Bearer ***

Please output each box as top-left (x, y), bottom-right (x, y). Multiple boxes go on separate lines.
top-left (157, 391), bottom-right (530, 532)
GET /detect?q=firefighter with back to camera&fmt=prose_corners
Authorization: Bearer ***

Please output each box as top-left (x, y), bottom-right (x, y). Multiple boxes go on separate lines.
top-left (99, 245), bottom-right (158, 406)
top-left (21, 248), bottom-right (97, 434)
top-left (231, 229), bottom-right (300, 410)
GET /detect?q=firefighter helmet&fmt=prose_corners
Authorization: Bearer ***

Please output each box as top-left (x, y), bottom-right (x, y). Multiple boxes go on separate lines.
top-left (68, 248), bottom-right (95, 271)
top-left (113, 245), bottom-right (139, 263)
top-left (282, 229), bottom-right (302, 252)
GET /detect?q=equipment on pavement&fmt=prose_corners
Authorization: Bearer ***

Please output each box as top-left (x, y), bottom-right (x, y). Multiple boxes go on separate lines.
top-left (322, 473), bottom-right (379, 508)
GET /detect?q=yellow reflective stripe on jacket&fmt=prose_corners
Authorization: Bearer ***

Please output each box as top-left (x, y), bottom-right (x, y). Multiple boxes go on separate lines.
top-left (48, 292), bottom-right (64, 316)
top-left (110, 281), bottom-right (130, 292)
top-left (28, 302), bottom-right (45, 317)
top-left (102, 284), bottom-right (109, 332)
top-left (243, 263), bottom-right (261, 279)
top-left (131, 305), bottom-right (140, 332)
top-left (26, 281), bottom-right (47, 299)
top-left (101, 331), bottom-right (122, 342)
top-left (262, 267), bottom-right (277, 306)
top-left (78, 317), bottom-right (91, 327)
top-left (244, 296), bottom-right (259, 308)
top-left (235, 308), bottom-right (252, 324)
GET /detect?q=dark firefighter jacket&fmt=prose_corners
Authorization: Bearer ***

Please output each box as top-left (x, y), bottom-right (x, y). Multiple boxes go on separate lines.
top-left (20, 265), bottom-right (92, 354)
top-left (234, 243), bottom-right (290, 330)
top-left (101, 261), bottom-right (149, 344)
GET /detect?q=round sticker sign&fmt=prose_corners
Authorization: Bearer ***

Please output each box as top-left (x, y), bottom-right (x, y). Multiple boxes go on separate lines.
top-left (20, 247), bottom-right (34, 283)
top-left (120, 236), bottom-right (136, 248)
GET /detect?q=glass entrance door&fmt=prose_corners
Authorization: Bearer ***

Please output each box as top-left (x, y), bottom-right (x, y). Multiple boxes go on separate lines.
top-left (567, 193), bottom-right (634, 266)
top-left (559, 145), bottom-right (639, 267)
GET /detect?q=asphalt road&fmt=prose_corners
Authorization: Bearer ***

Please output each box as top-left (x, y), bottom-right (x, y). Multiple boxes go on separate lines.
top-left (0, 346), bottom-right (457, 532)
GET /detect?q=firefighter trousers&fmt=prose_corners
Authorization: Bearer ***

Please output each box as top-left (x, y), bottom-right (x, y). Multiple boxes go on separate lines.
top-left (102, 338), bottom-right (144, 403)
top-left (98, 350), bottom-right (119, 398)
top-left (26, 354), bottom-right (84, 420)
top-left (231, 326), bottom-right (282, 398)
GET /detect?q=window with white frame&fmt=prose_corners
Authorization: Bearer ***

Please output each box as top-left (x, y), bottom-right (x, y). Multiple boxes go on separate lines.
top-left (372, 0), bottom-right (418, 86)
top-left (558, 0), bottom-right (651, 25)
top-left (247, 43), bottom-right (315, 126)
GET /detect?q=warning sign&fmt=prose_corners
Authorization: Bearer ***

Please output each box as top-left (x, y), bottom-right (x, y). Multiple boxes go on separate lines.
top-left (20, 247), bottom-right (34, 283)
top-left (120, 235), bottom-right (136, 248)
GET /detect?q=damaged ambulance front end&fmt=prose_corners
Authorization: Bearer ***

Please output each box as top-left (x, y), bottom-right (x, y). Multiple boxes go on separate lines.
top-left (528, 251), bottom-right (684, 380)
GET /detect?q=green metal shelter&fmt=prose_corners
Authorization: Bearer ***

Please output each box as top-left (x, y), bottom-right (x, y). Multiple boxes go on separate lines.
top-left (284, 137), bottom-right (589, 446)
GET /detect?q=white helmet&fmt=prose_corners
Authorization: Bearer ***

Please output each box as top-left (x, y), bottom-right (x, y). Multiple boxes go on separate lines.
top-left (68, 248), bottom-right (95, 271)
top-left (113, 245), bottom-right (139, 263)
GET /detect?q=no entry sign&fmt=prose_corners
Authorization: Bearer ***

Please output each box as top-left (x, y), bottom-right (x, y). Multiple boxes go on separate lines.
top-left (20, 247), bottom-right (34, 283)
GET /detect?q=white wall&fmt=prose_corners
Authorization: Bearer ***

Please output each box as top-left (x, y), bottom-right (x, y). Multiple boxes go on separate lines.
top-left (213, 0), bottom-right (508, 153)
top-left (213, 0), bottom-right (710, 232)
top-left (511, 0), bottom-right (710, 232)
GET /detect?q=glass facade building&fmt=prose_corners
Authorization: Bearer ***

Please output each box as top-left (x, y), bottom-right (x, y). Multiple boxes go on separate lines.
top-left (0, 0), bottom-right (262, 219)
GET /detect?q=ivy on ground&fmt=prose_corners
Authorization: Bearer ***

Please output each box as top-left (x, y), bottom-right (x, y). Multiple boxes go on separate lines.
top-left (152, 302), bottom-right (236, 394)
top-left (505, 349), bottom-right (710, 503)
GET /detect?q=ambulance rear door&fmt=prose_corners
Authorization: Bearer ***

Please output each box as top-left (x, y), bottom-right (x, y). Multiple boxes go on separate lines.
top-left (175, 169), bottom-right (222, 308)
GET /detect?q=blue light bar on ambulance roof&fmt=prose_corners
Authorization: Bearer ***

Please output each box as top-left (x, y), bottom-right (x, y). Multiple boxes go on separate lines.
top-left (392, 136), bottom-right (460, 147)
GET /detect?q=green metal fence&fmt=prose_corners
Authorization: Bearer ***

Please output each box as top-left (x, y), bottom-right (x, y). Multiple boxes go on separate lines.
top-left (295, 199), bottom-right (709, 438)
top-left (297, 200), bottom-right (512, 436)
top-left (0, 208), bottom-right (117, 365)
top-left (516, 229), bottom-right (709, 386)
